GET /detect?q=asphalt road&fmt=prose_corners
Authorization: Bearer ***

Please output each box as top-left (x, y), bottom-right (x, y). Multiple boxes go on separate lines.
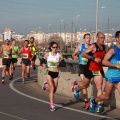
top-left (0, 67), bottom-right (120, 120)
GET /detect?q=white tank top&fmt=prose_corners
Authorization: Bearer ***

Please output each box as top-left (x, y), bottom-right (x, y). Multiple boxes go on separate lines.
top-left (47, 52), bottom-right (60, 67)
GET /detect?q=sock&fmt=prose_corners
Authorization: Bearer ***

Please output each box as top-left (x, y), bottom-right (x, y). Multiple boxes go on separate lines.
top-left (2, 77), bottom-right (4, 80)
top-left (45, 83), bottom-right (49, 88)
top-left (50, 103), bottom-right (54, 107)
top-left (85, 101), bottom-right (88, 103)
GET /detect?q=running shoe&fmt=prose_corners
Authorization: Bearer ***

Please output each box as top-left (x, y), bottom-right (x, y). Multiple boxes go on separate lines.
top-left (71, 81), bottom-right (77, 92)
top-left (27, 74), bottom-right (30, 78)
top-left (96, 104), bottom-right (104, 113)
top-left (50, 105), bottom-right (55, 111)
top-left (73, 85), bottom-right (79, 100)
top-left (42, 82), bottom-right (48, 90)
top-left (90, 97), bottom-right (96, 113)
top-left (1, 79), bottom-right (5, 84)
top-left (9, 75), bottom-right (13, 80)
top-left (85, 101), bottom-right (90, 110)
top-left (22, 80), bottom-right (25, 84)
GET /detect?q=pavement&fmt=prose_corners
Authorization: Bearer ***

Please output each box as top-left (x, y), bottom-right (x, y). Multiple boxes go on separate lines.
top-left (0, 58), bottom-right (120, 120)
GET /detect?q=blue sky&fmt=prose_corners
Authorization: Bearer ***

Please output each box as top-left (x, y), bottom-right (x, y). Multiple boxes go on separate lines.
top-left (0, 0), bottom-right (120, 35)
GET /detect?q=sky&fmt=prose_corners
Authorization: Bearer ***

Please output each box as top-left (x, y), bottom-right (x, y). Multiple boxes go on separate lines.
top-left (0, 0), bottom-right (120, 35)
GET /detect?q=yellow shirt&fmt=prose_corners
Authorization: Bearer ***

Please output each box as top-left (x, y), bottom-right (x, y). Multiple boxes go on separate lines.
top-left (28, 43), bottom-right (36, 55)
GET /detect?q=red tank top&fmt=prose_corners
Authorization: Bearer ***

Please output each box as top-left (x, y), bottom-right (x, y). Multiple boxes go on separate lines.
top-left (22, 47), bottom-right (32, 60)
top-left (89, 43), bottom-right (105, 71)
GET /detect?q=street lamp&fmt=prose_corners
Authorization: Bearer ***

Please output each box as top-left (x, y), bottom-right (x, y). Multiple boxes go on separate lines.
top-left (101, 6), bottom-right (106, 32)
top-left (84, 29), bottom-right (87, 32)
top-left (48, 24), bottom-right (51, 36)
top-left (39, 27), bottom-right (41, 32)
top-left (60, 20), bottom-right (64, 49)
top-left (96, 0), bottom-right (98, 35)
top-left (75, 15), bottom-right (80, 46)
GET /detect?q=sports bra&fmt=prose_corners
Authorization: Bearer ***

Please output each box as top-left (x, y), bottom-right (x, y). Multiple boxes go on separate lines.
top-left (47, 52), bottom-right (60, 67)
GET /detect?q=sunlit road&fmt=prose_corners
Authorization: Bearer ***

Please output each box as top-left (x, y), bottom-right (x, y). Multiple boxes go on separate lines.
top-left (0, 67), bottom-right (119, 120)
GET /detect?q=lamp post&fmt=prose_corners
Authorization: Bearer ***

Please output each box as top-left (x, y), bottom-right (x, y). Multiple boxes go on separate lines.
top-left (75, 15), bottom-right (80, 46)
top-left (48, 24), bottom-right (51, 37)
top-left (60, 20), bottom-right (64, 49)
top-left (101, 6), bottom-right (106, 32)
top-left (39, 27), bottom-right (41, 31)
top-left (96, 0), bottom-right (98, 35)
top-left (63, 22), bottom-right (67, 52)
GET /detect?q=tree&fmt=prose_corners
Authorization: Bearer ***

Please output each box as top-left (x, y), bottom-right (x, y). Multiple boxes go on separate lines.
top-left (48, 34), bottom-right (65, 52)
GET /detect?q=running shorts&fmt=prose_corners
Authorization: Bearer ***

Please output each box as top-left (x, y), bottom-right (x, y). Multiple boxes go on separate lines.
top-left (46, 70), bottom-right (59, 79)
top-left (22, 59), bottom-right (31, 66)
top-left (2, 59), bottom-right (11, 67)
top-left (32, 55), bottom-right (36, 61)
top-left (84, 68), bottom-right (105, 80)
top-left (11, 58), bottom-right (18, 64)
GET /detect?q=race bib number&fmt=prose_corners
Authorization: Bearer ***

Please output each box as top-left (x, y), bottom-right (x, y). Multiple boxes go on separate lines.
top-left (3, 53), bottom-right (9, 58)
top-left (82, 58), bottom-right (88, 65)
top-left (92, 71), bottom-right (101, 75)
top-left (48, 61), bottom-right (57, 67)
top-left (23, 54), bottom-right (28, 59)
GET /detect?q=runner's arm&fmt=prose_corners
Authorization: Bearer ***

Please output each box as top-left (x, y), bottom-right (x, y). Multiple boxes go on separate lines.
top-left (102, 48), bottom-right (117, 68)
top-left (72, 46), bottom-right (80, 60)
top-left (41, 53), bottom-right (48, 69)
top-left (18, 48), bottom-right (22, 56)
top-left (82, 44), bottom-right (101, 63)
top-left (59, 53), bottom-right (66, 67)
top-left (31, 48), bottom-right (34, 56)
top-left (34, 43), bottom-right (38, 52)
top-left (0, 46), bottom-right (3, 54)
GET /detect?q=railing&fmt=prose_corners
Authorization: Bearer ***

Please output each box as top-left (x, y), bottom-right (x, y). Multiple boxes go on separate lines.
top-left (38, 52), bottom-right (79, 74)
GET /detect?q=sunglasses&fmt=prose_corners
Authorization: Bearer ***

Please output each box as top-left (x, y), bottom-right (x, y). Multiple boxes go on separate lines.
top-left (52, 46), bottom-right (58, 49)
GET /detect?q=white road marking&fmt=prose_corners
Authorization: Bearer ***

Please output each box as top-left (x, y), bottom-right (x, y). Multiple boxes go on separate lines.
top-left (9, 74), bottom-right (116, 120)
top-left (0, 111), bottom-right (27, 120)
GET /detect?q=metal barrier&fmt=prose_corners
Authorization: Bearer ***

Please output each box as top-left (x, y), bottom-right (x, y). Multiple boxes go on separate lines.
top-left (38, 52), bottom-right (79, 74)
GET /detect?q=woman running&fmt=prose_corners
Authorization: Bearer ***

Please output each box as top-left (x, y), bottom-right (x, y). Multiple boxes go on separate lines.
top-left (41, 41), bottom-right (66, 111)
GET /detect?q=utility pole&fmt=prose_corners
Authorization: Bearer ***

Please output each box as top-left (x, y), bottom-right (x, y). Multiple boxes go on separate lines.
top-left (108, 18), bottom-right (109, 34)
top-left (101, 6), bottom-right (106, 32)
top-left (60, 20), bottom-right (64, 50)
top-left (96, 0), bottom-right (98, 35)
top-left (71, 22), bottom-right (73, 51)
top-left (64, 22), bottom-right (67, 52)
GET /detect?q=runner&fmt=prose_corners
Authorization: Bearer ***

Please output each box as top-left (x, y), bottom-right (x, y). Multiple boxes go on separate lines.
top-left (18, 40), bottom-right (32, 84)
top-left (73, 32), bottom-right (106, 113)
top-left (41, 41), bottom-right (66, 111)
top-left (90, 31), bottom-right (120, 113)
top-left (1, 39), bottom-right (12, 83)
top-left (72, 33), bottom-right (91, 109)
top-left (29, 37), bottom-right (38, 70)
top-left (9, 39), bottom-right (19, 80)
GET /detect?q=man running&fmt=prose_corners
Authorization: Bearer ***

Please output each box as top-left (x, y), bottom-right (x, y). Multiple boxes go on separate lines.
top-left (19, 40), bottom-right (32, 83)
top-left (9, 39), bottom-right (19, 80)
top-left (1, 39), bottom-right (12, 83)
top-left (72, 33), bottom-right (91, 109)
top-left (73, 32), bottom-right (106, 113)
top-left (90, 31), bottom-right (120, 113)
top-left (29, 37), bottom-right (38, 70)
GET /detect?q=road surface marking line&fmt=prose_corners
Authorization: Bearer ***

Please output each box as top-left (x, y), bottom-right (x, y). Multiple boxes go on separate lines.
top-left (9, 74), bottom-right (116, 120)
top-left (0, 111), bottom-right (27, 120)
